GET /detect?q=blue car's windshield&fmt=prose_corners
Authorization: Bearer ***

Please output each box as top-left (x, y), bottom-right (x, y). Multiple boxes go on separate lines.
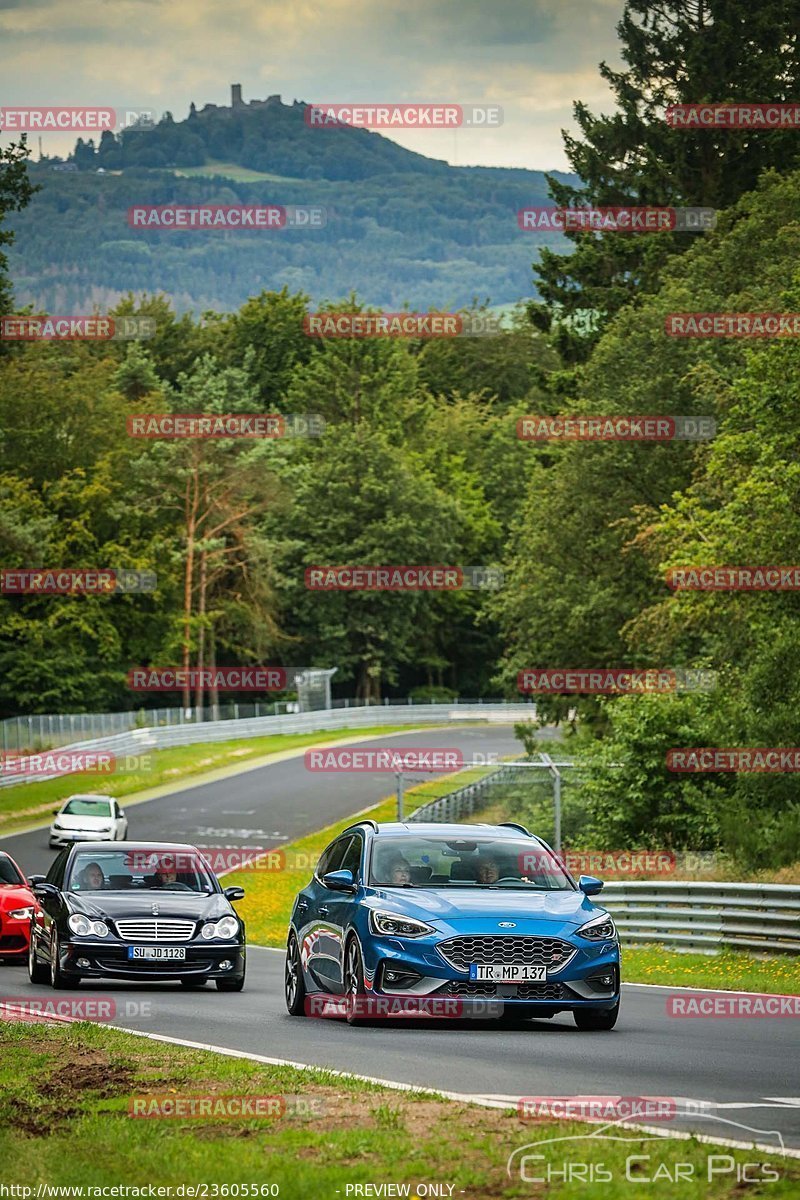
top-left (368, 836), bottom-right (574, 890)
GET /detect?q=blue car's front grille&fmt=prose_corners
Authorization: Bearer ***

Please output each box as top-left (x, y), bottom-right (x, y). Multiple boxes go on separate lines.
top-left (444, 980), bottom-right (564, 1000)
top-left (437, 935), bottom-right (575, 972)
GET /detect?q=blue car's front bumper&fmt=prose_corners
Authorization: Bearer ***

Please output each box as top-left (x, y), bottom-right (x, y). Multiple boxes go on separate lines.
top-left (356, 925), bottom-right (620, 1011)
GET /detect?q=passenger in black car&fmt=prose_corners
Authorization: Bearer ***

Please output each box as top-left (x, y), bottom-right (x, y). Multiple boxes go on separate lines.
top-left (80, 862), bottom-right (106, 890)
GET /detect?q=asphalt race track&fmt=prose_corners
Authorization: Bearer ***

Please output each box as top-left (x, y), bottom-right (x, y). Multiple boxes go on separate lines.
top-left (3, 725), bottom-right (528, 878)
top-left (2, 725), bottom-right (799, 1155)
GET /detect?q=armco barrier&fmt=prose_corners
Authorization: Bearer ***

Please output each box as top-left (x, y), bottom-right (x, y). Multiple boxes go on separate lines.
top-left (600, 881), bottom-right (800, 956)
top-left (0, 702), bottom-right (536, 788)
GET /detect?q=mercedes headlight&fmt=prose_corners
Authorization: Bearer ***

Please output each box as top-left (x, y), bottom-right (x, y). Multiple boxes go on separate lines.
top-left (369, 910), bottom-right (435, 939)
top-left (68, 914), bottom-right (109, 937)
top-left (576, 913), bottom-right (617, 942)
top-left (201, 916), bottom-right (239, 940)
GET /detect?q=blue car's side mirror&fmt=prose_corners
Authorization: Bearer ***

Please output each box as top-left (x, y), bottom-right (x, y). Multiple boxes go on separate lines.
top-left (579, 875), bottom-right (604, 896)
top-left (323, 869), bottom-right (356, 892)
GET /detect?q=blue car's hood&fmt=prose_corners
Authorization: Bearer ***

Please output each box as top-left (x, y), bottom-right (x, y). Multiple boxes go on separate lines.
top-left (366, 886), bottom-right (603, 928)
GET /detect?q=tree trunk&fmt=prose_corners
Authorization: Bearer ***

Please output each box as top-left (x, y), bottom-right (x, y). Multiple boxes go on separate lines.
top-left (194, 548), bottom-right (207, 717)
top-left (182, 472), bottom-right (199, 711)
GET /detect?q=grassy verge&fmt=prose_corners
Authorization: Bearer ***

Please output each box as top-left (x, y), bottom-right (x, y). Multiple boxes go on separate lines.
top-left (0, 725), bottom-right (442, 836)
top-left (231, 765), bottom-right (496, 946)
top-left (623, 946), bottom-right (800, 994)
top-left (1, 1021), bottom-right (796, 1197)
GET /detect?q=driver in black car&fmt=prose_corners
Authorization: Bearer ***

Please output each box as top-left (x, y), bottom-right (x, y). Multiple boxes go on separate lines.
top-left (153, 865), bottom-right (193, 891)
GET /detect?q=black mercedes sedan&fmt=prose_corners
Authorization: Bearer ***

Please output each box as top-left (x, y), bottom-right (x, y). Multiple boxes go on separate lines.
top-left (27, 842), bottom-right (246, 991)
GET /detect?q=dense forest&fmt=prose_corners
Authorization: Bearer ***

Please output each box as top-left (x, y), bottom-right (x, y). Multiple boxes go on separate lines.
top-left (1, 0), bottom-right (799, 865)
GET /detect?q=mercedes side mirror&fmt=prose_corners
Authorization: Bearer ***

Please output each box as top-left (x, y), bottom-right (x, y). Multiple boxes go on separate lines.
top-left (224, 886), bottom-right (245, 902)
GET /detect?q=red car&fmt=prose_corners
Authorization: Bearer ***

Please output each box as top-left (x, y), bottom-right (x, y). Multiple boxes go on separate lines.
top-left (0, 850), bottom-right (39, 962)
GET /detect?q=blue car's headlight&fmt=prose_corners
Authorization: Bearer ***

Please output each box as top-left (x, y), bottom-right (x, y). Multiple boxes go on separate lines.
top-left (576, 913), bottom-right (617, 941)
top-left (369, 910), bottom-right (435, 939)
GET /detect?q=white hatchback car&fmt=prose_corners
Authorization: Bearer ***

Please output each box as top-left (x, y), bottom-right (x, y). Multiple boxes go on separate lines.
top-left (49, 794), bottom-right (129, 849)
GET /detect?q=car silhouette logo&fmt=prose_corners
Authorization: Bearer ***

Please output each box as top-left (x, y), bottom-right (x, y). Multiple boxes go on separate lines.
top-left (498, 922), bottom-right (516, 928)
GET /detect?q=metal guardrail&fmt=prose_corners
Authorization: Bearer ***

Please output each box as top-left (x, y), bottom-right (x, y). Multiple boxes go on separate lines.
top-left (0, 696), bottom-right (531, 753)
top-left (409, 767), bottom-right (800, 956)
top-left (0, 703), bottom-right (536, 788)
top-left (601, 882), bottom-right (800, 956)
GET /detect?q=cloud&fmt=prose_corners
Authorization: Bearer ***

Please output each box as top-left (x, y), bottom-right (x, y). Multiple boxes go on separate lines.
top-left (0, 0), bottom-right (625, 169)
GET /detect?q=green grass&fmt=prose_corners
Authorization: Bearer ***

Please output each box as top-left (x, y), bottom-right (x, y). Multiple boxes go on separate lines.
top-left (0, 724), bottom-right (442, 836)
top-left (1, 1021), bottom-right (796, 1197)
top-left (623, 945), bottom-right (800, 994)
top-left (174, 161), bottom-right (305, 183)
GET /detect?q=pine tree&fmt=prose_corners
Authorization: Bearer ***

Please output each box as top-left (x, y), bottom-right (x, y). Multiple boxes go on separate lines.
top-left (531, 0), bottom-right (800, 362)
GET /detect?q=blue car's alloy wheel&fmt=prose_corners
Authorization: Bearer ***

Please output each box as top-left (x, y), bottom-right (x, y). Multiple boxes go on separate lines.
top-left (344, 939), bottom-right (368, 1026)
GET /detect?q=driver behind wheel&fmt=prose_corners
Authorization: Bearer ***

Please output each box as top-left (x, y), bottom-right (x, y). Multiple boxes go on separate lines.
top-left (476, 855), bottom-right (501, 884)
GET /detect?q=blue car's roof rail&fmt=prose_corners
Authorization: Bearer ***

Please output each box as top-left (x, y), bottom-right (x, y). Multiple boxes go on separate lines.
top-left (341, 819), bottom-right (379, 835)
top-left (497, 821), bottom-right (533, 837)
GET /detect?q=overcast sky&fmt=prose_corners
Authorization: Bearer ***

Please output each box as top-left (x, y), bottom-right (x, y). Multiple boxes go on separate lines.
top-left (0, 0), bottom-right (625, 170)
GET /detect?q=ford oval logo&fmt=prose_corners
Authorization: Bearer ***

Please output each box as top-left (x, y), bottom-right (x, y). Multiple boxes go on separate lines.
top-left (498, 921), bottom-right (516, 928)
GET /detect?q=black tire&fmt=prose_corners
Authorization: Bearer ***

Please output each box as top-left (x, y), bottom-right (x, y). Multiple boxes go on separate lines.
top-left (28, 930), bottom-right (49, 985)
top-left (180, 978), bottom-right (208, 988)
top-left (50, 932), bottom-right (80, 990)
top-left (344, 938), bottom-right (369, 1026)
top-left (574, 1000), bottom-right (619, 1031)
top-left (285, 933), bottom-right (307, 1016)
top-left (216, 961), bottom-right (245, 992)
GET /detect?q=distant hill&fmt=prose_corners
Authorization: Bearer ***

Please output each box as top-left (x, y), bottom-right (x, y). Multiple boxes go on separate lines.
top-left (8, 89), bottom-right (577, 314)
